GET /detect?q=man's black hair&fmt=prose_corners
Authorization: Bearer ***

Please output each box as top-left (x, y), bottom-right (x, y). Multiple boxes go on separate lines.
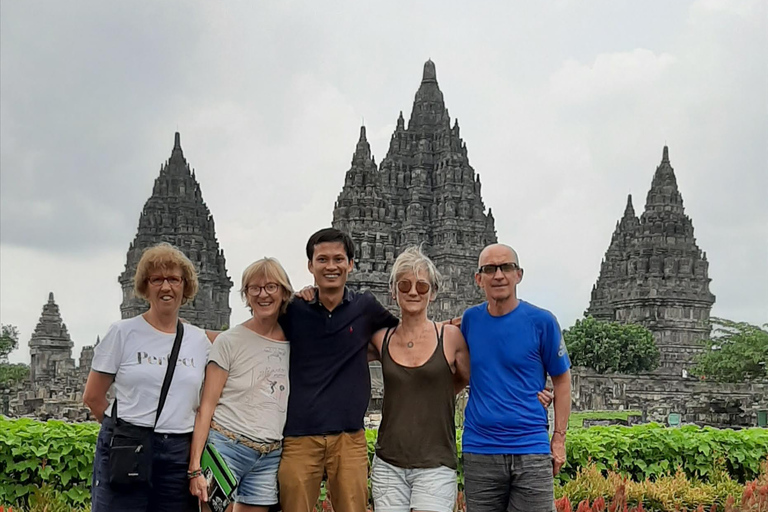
top-left (306, 228), bottom-right (355, 261)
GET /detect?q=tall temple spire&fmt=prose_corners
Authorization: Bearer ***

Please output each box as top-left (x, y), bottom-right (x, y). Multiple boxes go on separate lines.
top-left (29, 292), bottom-right (75, 386)
top-left (333, 60), bottom-right (496, 320)
top-left (119, 132), bottom-right (233, 330)
top-left (408, 60), bottom-right (448, 132)
top-left (645, 144), bottom-right (683, 215)
top-left (171, 131), bottom-right (184, 160)
top-left (588, 147), bottom-right (715, 373)
top-left (623, 194), bottom-right (635, 219)
top-left (352, 125), bottom-right (372, 163)
top-left (422, 59), bottom-right (437, 83)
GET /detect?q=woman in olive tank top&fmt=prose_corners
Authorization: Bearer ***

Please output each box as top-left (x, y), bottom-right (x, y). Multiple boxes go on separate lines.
top-left (369, 246), bottom-right (471, 512)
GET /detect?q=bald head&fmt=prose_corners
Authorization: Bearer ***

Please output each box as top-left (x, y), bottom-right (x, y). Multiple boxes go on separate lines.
top-left (478, 244), bottom-right (519, 268)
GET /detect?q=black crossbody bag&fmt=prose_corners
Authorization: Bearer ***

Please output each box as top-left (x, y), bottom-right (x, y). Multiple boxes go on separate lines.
top-left (109, 320), bottom-right (184, 487)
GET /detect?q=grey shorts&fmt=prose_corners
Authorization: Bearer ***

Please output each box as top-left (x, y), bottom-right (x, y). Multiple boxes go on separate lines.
top-left (371, 455), bottom-right (458, 512)
top-left (463, 453), bottom-right (555, 512)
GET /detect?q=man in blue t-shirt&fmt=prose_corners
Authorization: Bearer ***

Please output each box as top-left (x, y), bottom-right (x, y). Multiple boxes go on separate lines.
top-left (460, 244), bottom-right (571, 512)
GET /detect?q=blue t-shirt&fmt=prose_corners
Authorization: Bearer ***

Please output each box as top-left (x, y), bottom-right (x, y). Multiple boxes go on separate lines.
top-left (461, 300), bottom-right (570, 455)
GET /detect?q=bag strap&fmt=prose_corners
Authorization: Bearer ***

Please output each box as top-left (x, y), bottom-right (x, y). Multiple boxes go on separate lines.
top-left (154, 320), bottom-right (184, 428)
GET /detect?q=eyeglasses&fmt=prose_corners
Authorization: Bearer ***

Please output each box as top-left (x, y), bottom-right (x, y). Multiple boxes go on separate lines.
top-left (247, 283), bottom-right (280, 296)
top-left (477, 262), bottom-right (521, 275)
top-left (397, 280), bottom-right (431, 295)
top-left (148, 276), bottom-right (184, 287)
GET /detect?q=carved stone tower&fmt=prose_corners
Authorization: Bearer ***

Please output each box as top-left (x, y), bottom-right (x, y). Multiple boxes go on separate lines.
top-left (588, 146), bottom-right (716, 371)
top-left (333, 60), bottom-right (497, 319)
top-left (29, 292), bottom-right (75, 388)
top-left (78, 337), bottom-right (98, 381)
top-left (119, 133), bottom-right (233, 330)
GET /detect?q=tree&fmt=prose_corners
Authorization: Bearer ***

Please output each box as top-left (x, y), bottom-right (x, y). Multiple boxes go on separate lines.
top-left (0, 324), bottom-right (29, 388)
top-left (563, 316), bottom-right (660, 374)
top-left (691, 318), bottom-right (768, 383)
top-left (0, 324), bottom-right (20, 362)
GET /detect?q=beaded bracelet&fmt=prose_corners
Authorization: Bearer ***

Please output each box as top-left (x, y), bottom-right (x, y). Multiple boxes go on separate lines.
top-left (187, 468), bottom-right (203, 479)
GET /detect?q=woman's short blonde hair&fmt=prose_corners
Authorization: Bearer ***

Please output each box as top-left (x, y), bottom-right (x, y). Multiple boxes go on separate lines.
top-left (134, 243), bottom-right (199, 304)
top-left (389, 245), bottom-right (443, 298)
top-left (240, 257), bottom-right (294, 314)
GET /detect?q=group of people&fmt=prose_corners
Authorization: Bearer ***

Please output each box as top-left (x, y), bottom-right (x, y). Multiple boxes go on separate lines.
top-left (83, 227), bottom-right (572, 512)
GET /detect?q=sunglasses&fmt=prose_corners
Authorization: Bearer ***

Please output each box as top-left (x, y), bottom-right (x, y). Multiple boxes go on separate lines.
top-left (477, 262), bottom-right (521, 275)
top-left (396, 280), bottom-right (431, 295)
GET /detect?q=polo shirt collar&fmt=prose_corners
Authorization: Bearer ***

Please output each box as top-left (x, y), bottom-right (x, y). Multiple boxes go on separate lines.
top-left (310, 287), bottom-right (352, 307)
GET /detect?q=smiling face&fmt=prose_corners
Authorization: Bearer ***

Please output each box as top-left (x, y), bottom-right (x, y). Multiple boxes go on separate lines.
top-left (394, 269), bottom-right (434, 316)
top-left (245, 275), bottom-right (284, 320)
top-left (475, 244), bottom-right (523, 303)
top-left (146, 265), bottom-right (185, 314)
top-left (308, 241), bottom-right (353, 293)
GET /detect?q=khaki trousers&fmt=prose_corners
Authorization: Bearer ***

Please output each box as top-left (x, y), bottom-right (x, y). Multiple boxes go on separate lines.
top-left (278, 430), bottom-right (368, 512)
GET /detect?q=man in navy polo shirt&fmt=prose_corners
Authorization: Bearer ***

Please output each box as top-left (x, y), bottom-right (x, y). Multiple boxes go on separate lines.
top-left (277, 228), bottom-right (398, 512)
top-left (460, 244), bottom-right (571, 512)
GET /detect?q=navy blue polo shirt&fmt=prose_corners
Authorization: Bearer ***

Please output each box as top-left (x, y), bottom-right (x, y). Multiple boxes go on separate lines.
top-left (279, 287), bottom-right (398, 436)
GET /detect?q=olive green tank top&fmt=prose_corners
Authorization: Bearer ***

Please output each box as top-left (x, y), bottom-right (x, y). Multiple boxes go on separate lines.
top-left (375, 322), bottom-right (457, 469)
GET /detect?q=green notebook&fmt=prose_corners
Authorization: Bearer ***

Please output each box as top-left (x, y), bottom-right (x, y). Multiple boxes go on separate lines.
top-left (201, 443), bottom-right (238, 512)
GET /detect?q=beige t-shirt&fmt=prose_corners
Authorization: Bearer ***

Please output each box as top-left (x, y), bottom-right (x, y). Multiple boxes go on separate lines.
top-left (209, 324), bottom-right (290, 442)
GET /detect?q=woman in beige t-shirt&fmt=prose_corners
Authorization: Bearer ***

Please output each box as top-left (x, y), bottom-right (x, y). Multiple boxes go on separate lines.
top-left (189, 257), bottom-right (293, 512)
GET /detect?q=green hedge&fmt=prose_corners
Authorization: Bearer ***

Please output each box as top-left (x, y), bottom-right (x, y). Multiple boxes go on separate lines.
top-left (563, 423), bottom-right (768, 483)
top-left (0, 418), bottom-right (98, 507)
top-left (2, 417), bottom-right (767, 508)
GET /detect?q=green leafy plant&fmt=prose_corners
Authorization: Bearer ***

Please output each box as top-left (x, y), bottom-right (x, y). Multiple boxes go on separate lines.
top-left (2, 418), bottom-right (767, 509)
top-left (563, 317), bottom-right (660, 374)
top-left (692, 318), bottom-right (768, 383)
top-left (0, 418), bottom-right (98, 508)
top-left (561, 424), bottom-right (768, 484)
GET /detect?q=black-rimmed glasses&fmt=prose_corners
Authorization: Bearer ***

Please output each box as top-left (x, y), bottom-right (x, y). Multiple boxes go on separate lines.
top-left (247, 283), bottom-right (280, 296)
top-left (477, 262), bottom-right (521, 275)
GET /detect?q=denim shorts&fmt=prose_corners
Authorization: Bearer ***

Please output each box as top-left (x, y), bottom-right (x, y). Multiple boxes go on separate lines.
top-left (208, 429), bottom-right (282, 506)
top-left (371, 454), bottom-right (457, 512)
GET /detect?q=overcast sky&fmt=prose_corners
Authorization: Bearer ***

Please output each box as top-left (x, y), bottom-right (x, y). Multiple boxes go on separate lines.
top-left (1, 0), bottom-right (766, 364)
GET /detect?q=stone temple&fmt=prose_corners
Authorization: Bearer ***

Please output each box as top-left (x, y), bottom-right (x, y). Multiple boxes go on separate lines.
top-left (332, 60), bottom-right (497, 320)
top-left (8, 292), bottom-right (94, 420)
top-left (119, 133), bottom-right (233, 330)
top-left (587, 146), bottom-right (716, 372)
top-left (29, 292), bottom-right (75, 388)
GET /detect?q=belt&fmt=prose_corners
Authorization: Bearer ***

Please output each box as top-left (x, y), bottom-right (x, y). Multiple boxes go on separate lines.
top-left (210, 420), bottom-right (282, 455)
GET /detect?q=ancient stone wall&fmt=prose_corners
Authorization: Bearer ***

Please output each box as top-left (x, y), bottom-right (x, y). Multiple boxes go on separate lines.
top-left (572, 367), bottom-right (768, 428)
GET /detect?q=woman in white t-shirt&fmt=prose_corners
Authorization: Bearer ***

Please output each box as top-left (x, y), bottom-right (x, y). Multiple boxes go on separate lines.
top-left (189, 257), bottom-right (293, 512)
top-left (84, 243), bottom-right (210, 512)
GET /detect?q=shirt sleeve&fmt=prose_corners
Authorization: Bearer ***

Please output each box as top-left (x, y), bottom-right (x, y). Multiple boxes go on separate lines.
top-left (366, 292), bottom-right (399, 331)
top-left (278, 301), bottom-right (295, 339)
top-left (91, 322), bottom-right (124, 374)
top-left (208, 331), bottom-right (232, 371)
top-left (539, 312), bottom-right (571, 377)
top-left (460, 309), bottom-right (470, 342)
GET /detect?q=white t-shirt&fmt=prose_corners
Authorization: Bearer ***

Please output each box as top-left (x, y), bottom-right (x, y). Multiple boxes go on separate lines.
top-left (209, 324), bottom-right (290, 442)
top-left (92, 315), bottom-right (210, 434)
